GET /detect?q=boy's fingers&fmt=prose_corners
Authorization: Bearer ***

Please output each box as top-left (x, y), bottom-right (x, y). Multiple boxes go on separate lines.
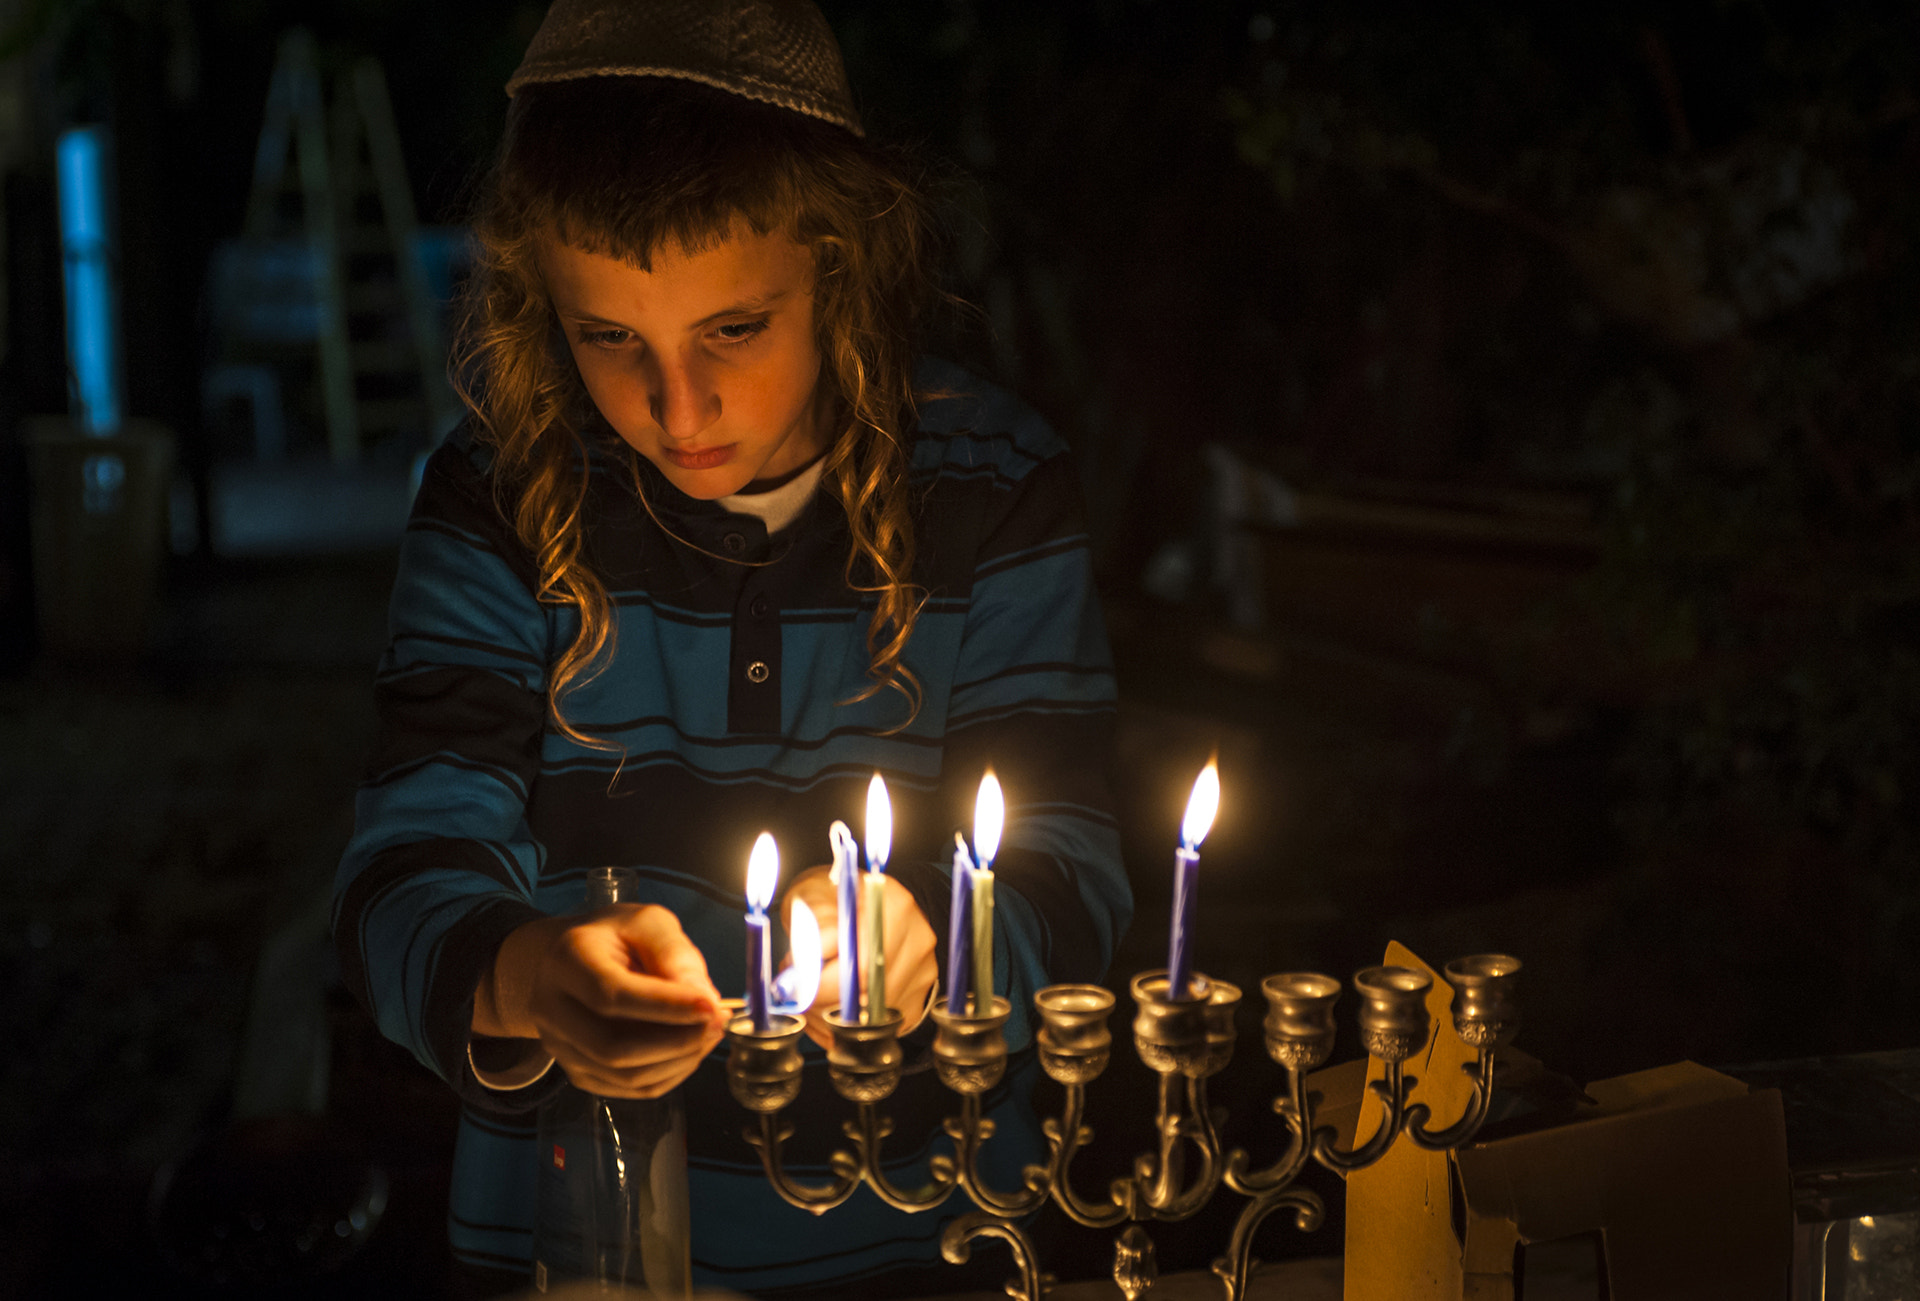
top-left (582, 1015), bottom-right (720, 1069)
top-left (609, 906), bottom-right (724, 1011)
top-left (811, 958), bottom-right (841, 1008)
top-left (546, 1000), bottom-right (725, 1074)
top-left (560, 1044), bottom-right (712, 1099)
top-left (575, 969), bottom-right (720, 1024)
top-left (885, 925), bottom-right (935, 967)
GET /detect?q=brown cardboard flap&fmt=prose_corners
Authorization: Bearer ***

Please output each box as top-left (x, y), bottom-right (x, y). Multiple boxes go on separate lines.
top-left (1342, 945), bottom-right (1792, 1301)
top-left (1455, 1065), bottom-right (1790, 1299)
top-left (1579, 1058), bottom-right (1750, 1115)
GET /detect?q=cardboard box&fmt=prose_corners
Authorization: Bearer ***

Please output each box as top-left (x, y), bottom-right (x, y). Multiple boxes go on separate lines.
top-left (1341, 943), bottom-right (1792, 1300)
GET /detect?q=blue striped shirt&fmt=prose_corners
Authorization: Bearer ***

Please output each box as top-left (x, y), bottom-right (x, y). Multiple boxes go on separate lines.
top-left (333, 360), bottom-right (1130, 1292)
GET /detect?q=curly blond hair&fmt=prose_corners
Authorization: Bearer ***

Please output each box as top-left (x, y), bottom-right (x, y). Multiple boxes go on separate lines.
top-left (453, 77), bottom-right (941, 742)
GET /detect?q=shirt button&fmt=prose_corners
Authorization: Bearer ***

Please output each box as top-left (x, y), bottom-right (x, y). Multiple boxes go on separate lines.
top-left (750, 595), bottom-right (770, 618)
top-left (745, 660), bottom-right (770, 684)
top-left (722, 532), bottom-right (747, 555)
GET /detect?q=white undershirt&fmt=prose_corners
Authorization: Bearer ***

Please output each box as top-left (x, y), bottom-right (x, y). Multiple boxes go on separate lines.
top-left (717, 458), bottom-right (825, 535)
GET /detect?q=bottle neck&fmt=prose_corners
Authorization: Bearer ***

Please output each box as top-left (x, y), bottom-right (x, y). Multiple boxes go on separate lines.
top-left (586, 865), bottom-right (637, 909)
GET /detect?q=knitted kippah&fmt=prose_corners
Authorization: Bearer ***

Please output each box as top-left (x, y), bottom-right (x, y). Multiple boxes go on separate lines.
top-left (506, 0), bottom-right (864, 138)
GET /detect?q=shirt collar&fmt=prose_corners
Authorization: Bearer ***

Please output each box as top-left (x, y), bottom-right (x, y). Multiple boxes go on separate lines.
top-left (718, 458), bottom-right (825, 535)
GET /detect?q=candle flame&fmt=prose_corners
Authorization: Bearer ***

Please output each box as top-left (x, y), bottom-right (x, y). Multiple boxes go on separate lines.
top-left (975, 770), bottom-right (1004, 868)
top-left (774, 899), bottom-right (822, 1013)
top-left (1181, 760), bottom-right (1220, 849)
top-left (746, 832), bottom-right (778, 912)
top-left (865, 773), bottom-right (892, 873)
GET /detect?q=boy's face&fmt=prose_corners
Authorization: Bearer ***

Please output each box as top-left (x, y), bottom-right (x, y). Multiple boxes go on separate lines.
top-left (541, 226), bottom-right (829, 500)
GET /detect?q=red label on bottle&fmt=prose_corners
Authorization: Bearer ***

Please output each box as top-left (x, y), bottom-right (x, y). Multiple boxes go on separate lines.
top-left (552, 1144), bottom-right (565, 1171)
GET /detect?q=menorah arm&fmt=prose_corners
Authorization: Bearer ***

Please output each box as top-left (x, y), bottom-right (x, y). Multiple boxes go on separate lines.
top-left (847, 1104), bottom-right (959, 1212)
top-left (1040, 1086), bottom-right (1134, 1228)
top-left (945, 1094), bottom-right (1053, 1218)
top-left (743, 1114), bottom-right (861, 1215)
top-left (1406, 1051), bottom-right (1497, 1150)
top-left (1148, 1073), bottom-right (1225, 1220)
top-left (941, 1211), bottom-right (1051, 1301)
top-left (1210, 1186), bottom-right (1325, 1301)
top-left (1224, 1067), bottom-right (1313, 1196)
top-left (1311, 1062), bottom-right (1414, 1175)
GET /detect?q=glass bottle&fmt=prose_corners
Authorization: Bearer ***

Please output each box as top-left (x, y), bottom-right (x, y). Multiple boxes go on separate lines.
top-left (532, 866), bottom-right (693, 1296)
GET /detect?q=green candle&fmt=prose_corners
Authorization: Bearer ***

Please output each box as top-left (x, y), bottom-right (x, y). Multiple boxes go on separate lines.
top-left (862, 872), bottom-right (886, 1023)
top-left (970, 866), bottom-right (994, 1015)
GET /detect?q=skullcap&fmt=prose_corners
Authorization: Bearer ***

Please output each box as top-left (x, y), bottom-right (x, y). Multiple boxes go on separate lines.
top-left (506, 0), bottom-right (864, 137)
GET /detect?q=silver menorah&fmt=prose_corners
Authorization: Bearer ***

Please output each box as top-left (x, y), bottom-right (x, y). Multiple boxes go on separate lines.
top-left (724, 954), bottom-right (1522, 1300)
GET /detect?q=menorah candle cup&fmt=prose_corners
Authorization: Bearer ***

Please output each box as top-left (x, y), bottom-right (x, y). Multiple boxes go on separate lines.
top-left (1035, 984), bottom-right (1116, 1086)
top-left (1443, 954), bottom-right (1522, 1049)
top-left (1353, 965), bottom-right (1434, 1064)
top-left (1261, 972), bottom-right (1342, 1071)
top-left (725, 1012), bottom-right (808, 1113)
top-left (930, 996), bottom-right (1011, 1095)
top-left (1130, 970), bottom-right (1212, 1077)
top-left (1200, 979), bottom-right (1242, 1078)
top-left (824, 1008), bottom-right (904, 1103)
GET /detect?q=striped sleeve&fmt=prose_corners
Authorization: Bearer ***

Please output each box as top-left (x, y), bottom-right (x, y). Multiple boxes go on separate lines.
top-left (934, 449), bottom-right (1130, 1052)
top-left (331, 435), bottom-right (559, 1112)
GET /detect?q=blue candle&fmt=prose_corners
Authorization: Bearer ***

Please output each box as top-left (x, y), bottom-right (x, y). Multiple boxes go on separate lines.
top-left (746, 911), bottom-right (770, 1033)
top-left (1167, 847), bottom-right (1199, 1001)
top-left (745, 833), bottom-right (778, 1033)
top-left (829, 821), bottom-right (861, 1022)
top-left (947, 833), bottom-right (973, 1015)
top-left (1166, 762), bottom-right (1219, 1002)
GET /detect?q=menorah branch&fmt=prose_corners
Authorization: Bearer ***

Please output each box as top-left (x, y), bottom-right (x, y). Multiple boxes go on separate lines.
top-left (941, 1211), bottom-right (1050, 1301)
top-left (1406, 1052), bottom-right (1497, 1150)
top-left (1040, 1087), bottom-right (1134, 1228)
top-left (744, 1113), bottom-right (862, 1214)
top-left (1210, 1185), bottom-right (1325, 1301)
top-left (1224, 1067), bottom-right (1312, 1197)
top-left (723, 953), bottom-right (1523, 1300)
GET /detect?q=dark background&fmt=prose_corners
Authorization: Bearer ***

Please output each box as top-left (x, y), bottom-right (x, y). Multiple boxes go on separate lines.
top-left (3, 0), bottom-right (1918, 1295)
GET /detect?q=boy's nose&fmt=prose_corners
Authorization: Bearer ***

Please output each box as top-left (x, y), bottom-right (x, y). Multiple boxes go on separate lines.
top-left (649, 354), bottom-right (721, 442)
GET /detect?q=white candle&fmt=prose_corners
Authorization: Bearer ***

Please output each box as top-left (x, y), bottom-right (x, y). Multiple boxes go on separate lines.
top-left (829, 820), bottom-right (861, 1021)
top-left (971, 772), bottom-right (1003, 1015)
top-left (947, 833), bottom-right (973, 1015)
top-left (745, 832), bottom-right (778, 1032)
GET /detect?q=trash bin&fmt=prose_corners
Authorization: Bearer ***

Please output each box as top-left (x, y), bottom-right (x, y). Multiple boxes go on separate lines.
top-left (24, 415), bottom-right (175, 662)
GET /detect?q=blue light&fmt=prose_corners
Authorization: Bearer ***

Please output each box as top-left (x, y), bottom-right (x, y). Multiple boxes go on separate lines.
top-left (57, 126), bottom-right (122, 436)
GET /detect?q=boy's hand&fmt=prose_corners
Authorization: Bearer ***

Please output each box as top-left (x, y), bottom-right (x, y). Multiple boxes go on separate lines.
top-left (475, 904), bottom-right (726, 1098)
top-left (783, 864), bottom-right (938, 1050)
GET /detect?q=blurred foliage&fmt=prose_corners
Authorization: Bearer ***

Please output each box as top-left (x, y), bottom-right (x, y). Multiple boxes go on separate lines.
top-left (823, 0), bottom-right (1920, 993)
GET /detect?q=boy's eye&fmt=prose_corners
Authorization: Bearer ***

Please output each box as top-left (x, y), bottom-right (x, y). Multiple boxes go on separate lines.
top-left (713, 319), bottom-right (769, 345)
top-left (578, 326), bottom-right (632, 348)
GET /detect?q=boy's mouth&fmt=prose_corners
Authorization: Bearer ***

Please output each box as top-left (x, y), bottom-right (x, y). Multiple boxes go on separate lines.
top-left (664, 444), bottom-right (735, 471)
